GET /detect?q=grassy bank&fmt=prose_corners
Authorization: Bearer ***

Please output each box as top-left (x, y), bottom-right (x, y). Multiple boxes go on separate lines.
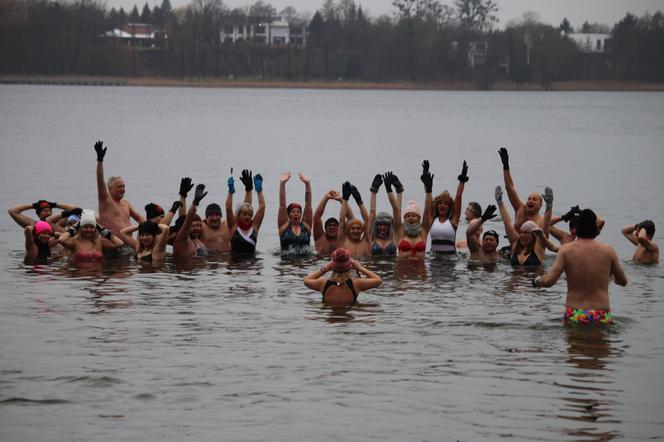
top-left (2, 75), bottom-right (664, 92)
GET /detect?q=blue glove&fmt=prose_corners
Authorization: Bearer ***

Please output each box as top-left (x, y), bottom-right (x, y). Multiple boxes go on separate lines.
top-left (254, 173), bottom-right (263, 193)
top-left (227, 176), bottom-right (235, 195)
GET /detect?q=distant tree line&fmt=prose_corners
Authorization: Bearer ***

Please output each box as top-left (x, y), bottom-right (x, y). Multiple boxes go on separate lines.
top-left (1, 0), bottom-right (663, 84)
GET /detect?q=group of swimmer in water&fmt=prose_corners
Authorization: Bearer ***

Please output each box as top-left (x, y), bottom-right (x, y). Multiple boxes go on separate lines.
top-left (8, 143), bottom-right (659, 323)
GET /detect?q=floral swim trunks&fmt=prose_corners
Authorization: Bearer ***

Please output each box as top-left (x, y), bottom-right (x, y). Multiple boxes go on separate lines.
top-left (563, 308), bottom-right (613, 325)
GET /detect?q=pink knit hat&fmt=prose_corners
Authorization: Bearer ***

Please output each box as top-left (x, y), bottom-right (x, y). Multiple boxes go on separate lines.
top-left (331, 248), bottom-right (353, 272)
top-left (520, 220), bottom-right (540, 233)
top-left (34, 221), bottom-right (53, 235)
top-left (403, 200), bottom-right (422, 218)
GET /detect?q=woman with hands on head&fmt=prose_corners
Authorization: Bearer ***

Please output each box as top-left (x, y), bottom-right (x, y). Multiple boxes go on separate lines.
top-left (226, 169), bottom-right (265, 258)
top-left (303, 248), bottom-right (382, 307)
top-left (338, 181), bottom-right (372, 257)
top-left (278, 172), bottom-right (313, 255)
top-left (24, 221), bottom-right (63, 261)
top-left (58, 209), bottom-right (124, 264)
top-left (118, 221), bottom-right (169, 262)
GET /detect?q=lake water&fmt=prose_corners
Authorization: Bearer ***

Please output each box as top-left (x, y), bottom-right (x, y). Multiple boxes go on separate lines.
top-left (1, 85), bottom-right (663, 440)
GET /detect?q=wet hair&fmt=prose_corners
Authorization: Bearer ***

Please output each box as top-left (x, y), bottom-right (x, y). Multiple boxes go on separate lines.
top-left (576, 209), bottom-right (599, 239)
top-left (433, 191), bottom-right (454, 217)
top-left (324, 217), bottom-right (339, 229)
top-left (468, 202), bottom-right (482, 218)
top-left (638, 220), bottom-right (656, 238)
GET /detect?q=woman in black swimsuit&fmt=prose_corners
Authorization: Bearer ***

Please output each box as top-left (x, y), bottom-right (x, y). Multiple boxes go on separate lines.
top-left (303, 248), bottom-right (382, 307)
top-left (226, 170), bottom-right (265, 258)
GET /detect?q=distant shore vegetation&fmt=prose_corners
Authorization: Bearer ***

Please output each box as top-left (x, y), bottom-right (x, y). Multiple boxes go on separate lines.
top-left (0, 0), bottom-right (662, 88)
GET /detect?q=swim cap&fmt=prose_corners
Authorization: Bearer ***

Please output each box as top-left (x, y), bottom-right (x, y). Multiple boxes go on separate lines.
top-left (80, 209), bottom-right (96, 227)
top-left (145, 203), bottom-right (164, 220)
top-left (67, 215), bottom-right (80, 225)
top-left (287, 203), bottom-right (302, 214)
top-left (205, 203), bottom-right (222, 217)
top-left (576, 209), bottom-right (599, 238)
top-left (331, 248), bottom-right (353, 272)
top-left (34, 221), bottom-right (53, 235)
top-left (138, 221), bottom-right (159, 236)
top-left (324, 217), bottom-right (339, 228)
top-left (483, 229), bottom-right (499, 243)
top-left (403, 200), bottom-right (422, 219)
top-left (520, 221), bottom-right (540, 233)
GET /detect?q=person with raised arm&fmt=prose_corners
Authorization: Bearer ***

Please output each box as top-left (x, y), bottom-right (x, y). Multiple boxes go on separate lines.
top-left (549, 205), bottom-right (605, 245)
top-left (533, 209), bottom-right (628, 325)
top-left (58, 209), bottom-right (124, 264)
top-left (456, 201), bottom-right (483, 249)
top-left (226, 170), bottom-right (265, 258)
top-left (93, 140), bottom-right (144, 257)
top-left (426, 160), bottom-right (469, 255)
top-left (313, 189), bottom-right (345, 256)
top-left (367, 172), bottom-right (401, 256)
top-left (200, 172), bottom-right (243, 253)
top-left (119, 221), bottom-right (170, 262)
top-left (278, 172), bottom-right (313, 255)
top-left (172, 184), bottom-right (208, 258)
top-left (466, 204), bottom-right (500, 261)
top-left (498, 147), bottom-right (547, 230)
top-left (9, 200), bottom-right (77, 232)
top-left (304, 248), bottom-right (382, 307)
top-left (621, 220), bottom-right (659, 264)
top-left (338, 181), bottom-right (371, 257)
top-left (392, 161), bottom-right (433, 260)
top-left (496, 185), bottom-right (557, 267)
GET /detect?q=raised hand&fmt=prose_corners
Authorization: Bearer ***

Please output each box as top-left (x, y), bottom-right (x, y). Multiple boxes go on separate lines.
top-left (298, 172), bottom-right (310, 184)
top-left (192, 184), bottom-right (208, 206)
top-left (382, 172), bottom-right (393, 193)
top-left (498, 147), bottom-right (509, 170)
top-left (561, 205), bottom-right (579, 222)
top-left (542, 187), bottom-right (553, 210)
top-left (391, 173), bottom-right (404, 194)
top-left (179, 177), bottom-right (194, 198)
top-left (370, 174), bottom-right (383, 193)
top-left (495, 185), bottom-right (503, 204)
top-left (342, 181), bottom-right (352, 201)
top-left (169, 201), bottom-right (182, 213)
top-left (350, 184), bottom-right (363, 206)
top-left (280, 172), bottom-right (291, 183)
top-left (481, 204), bottom-right (498, 221)
top-left (227, 176), bottom-right (235, 195)
top-left (254, 173), bottom-right (263, 193)
top-left (458, 160), bottom-right (469, 183)
top-left (94, 140), bottom-right (107, 162)
top-left (240, 169), bottom-right (253, 192)
top-left (420, 160), bottom-right (433, 193)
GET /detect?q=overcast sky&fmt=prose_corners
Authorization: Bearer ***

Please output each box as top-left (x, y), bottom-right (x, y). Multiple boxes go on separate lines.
top-left (110, 0), bottom-right (663, 29)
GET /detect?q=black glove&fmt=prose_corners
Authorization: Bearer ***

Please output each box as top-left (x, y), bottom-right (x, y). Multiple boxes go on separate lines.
top-left (96, 224), bottom-right (112, 240)
top-left (561, 205), bottom-right (579, 223)
top-left (342, 181), bottom-right (352, 201)
top-left (170, 201), bottom-right (182, 213)
top-left (481, 204), bottom-right (497, 222)
top-left (239, 169), bottom-right (253, 192)
top-left (94, 140), bottom-right (107, 162)
top-left (420, 160), bottom-right (433, 193)
top-left (391, 173), bottom-right (404, 194)
top-left (48, 201), bottom-right (57, 208)
top-left (350, 185), bottom-right (363, 206)
top-left (370, 174), bottom-right (383, 193)
top-left (32, 200), bottom-right (46, 211)
top-left (179, 177), bottom-right (194, 198)
top-left (382, 172), bottom-right (394, 193)
top-left (61, 208), bottom-right (83, 218)
top-left (458, 161), bottom-right (469, 183)
top-left (192, 184), bottom-right (207, 206)
top-left (498, 147), bottom-right (509, 170)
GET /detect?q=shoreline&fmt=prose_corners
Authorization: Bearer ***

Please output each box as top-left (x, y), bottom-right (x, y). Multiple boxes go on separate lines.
top-left (2, 75), bottom-right (663, 92)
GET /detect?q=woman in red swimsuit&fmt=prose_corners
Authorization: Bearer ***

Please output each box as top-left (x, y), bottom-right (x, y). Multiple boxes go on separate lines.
top-left (58, 209), bottom-right (124, 264)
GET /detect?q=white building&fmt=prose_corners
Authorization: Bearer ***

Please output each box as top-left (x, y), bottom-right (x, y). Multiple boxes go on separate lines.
top-left (220, 18), bottom-right (306, 46)
top-left (566, 33), bottom-right (610, 53)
